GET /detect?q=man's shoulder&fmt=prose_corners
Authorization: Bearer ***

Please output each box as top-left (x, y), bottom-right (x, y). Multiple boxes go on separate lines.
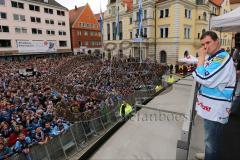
top-left (213, 51), bottom-right (229, 63)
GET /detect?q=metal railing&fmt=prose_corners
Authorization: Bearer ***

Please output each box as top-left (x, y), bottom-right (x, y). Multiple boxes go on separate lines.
top-left (8, 106), bottom-right (121, 160)
top-left (8, 81), bottom-right (165, 160)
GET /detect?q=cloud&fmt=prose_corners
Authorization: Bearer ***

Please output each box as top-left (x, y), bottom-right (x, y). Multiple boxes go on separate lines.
top-left (56, 0), bottom-right (108, 13)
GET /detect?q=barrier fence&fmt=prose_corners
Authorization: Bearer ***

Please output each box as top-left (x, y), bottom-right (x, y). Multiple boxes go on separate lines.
top-left (8, 106), bottom-right (121, 160)
top-left (8, 82), bottom-right (164, 160)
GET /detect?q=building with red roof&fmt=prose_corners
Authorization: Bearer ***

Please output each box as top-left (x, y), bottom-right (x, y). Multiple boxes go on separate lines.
top-left (69, 4), bottom-right (102, 55)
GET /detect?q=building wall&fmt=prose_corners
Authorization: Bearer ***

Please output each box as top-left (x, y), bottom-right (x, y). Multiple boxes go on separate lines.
top-left (0, 0), bottom-right (71, 55)
top-left (103, 0), bottom-right (233, 64)
top-left (103, 1), bottom-right (133, 57)
top-left (71, 4), bottom-right (102, 54)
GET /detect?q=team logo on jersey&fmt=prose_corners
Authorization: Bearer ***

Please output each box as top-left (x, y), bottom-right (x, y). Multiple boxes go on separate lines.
top-left (197, 102), bottom-right (211, 112)
top-left (213, 55), bottom-right (226, 63)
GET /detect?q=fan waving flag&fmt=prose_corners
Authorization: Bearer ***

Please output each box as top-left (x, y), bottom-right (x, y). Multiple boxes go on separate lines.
top-left (138, 0), bottom-right (143, 37)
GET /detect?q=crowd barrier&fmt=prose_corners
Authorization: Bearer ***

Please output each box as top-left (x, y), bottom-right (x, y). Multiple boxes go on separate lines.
top-left (8, 106), bottom-right (121, 160)
top-left (8, 83), bottom-right (162, 160)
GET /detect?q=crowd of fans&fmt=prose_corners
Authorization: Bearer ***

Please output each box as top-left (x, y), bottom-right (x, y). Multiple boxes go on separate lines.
top-left (0, 55), bottom-right (165, 159)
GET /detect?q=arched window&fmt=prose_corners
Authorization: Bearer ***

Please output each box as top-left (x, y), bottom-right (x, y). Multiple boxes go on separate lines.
top-left (160, 50), bottom-right (167, 63)
top-left (184, 51), bottom-right (189, 58)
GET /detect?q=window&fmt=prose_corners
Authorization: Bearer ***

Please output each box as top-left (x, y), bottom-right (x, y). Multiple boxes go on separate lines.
top-left (15, 27), bottom-right (21, 33)
top-left (13, 14), bottom-right (25, 21)
top-left (57, 10), bottom-right (65, 16)
top-left (160, 9), bottom-right (169, 18)
top-left (130, 17), bottom-right (132, 24)
top-left (0, 0), bottom-right (5, 5)
top-left (203, 12), bottom-right (207, 21)
top-left (184, 27), bottom-right (191, 39)
top-left (107, 23), bottom-right (110, 40)
top-left (160, 10), bottom-right (164, 18)
top-left (160, 50), bottom-right (167, 63)
top-left (15, 27), bottom-right (27, 34)
top-left (59, 31), bottom-right (66, 36)
top-left (58, 21), bottom-right (65, 26)
top-left (165, 9), bottom-right (169, 17)
top-left (0, 40), bottom-right (11, 48)
top-left (59, 41), bottom-right (67, 47)
top-left (29, 4), bottom-right (40, 12)
top-left (0, 25), bottom-right (9, 32)
top-left (44, 8), bottom-right (53, 14)
top-left (45, 19), bottom-right (54, 24)
top-left (144, 10), bottom-right (147, 19)
top-left (112, 22), bottom-right (116, 40)
top-left (143, 28), bottom-right (147, 37)
top-left (32, 28), bottom-right (42, 34)
top-left (185, 9), bottom-right (191, 19)
top-left (130, 32), bottom-right (132, 39)
top-left (46, 30), bottom-right (55, 35)
top-left (22, 28), bottom-right (27, 33)
top-left (11, 1), bottom-right (24, 9)
top-left (160, 26), bottom-right (169, 38)
top-left (30, 17), bottom-right (41, 23)
top-left (0, 12), bottom-right (7, 19)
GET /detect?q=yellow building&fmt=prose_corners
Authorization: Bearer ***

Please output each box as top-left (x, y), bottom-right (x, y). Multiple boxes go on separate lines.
top-left (103, 0), bottom-right (133, 59)
top-left (104, 0), bottom-right (233, 64)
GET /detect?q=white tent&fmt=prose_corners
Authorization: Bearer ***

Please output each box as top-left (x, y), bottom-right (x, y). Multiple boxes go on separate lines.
top-left (178, 55), bottom-right (198, 64)
top-left (211, 7), bottom-right (240, 32)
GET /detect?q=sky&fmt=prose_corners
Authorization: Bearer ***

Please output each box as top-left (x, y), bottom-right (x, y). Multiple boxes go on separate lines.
top-left (55, 0), bottom-right (108, 14)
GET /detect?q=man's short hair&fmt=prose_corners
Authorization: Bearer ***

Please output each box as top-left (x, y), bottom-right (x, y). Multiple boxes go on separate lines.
top-left (200, 31), bottom-right (219, 41)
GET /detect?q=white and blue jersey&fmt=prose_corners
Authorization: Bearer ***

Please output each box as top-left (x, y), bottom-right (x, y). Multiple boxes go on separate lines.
top-left (192, 49), bottom-right (236, 124)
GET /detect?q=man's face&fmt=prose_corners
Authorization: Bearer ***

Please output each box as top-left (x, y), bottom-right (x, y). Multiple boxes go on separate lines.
top-left (200, 35), bottom-right (219, 55)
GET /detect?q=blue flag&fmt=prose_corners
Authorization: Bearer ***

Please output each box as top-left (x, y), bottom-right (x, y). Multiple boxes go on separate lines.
top-left (138, 0), bottom-right (142, 37)
top-left (115, 6), bottom-right (120, 38)
top-left (100, 1), bottom-right (103, 34)
top-left (100, 13), bottom-right (103, 34)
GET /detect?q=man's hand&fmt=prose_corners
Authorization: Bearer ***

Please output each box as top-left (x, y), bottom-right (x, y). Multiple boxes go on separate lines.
top-left (197, 46), bottom-right (207, 66)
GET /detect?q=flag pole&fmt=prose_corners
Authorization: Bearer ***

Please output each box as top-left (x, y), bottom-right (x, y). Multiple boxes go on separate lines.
top-left (100, 0), bottom-right (104, 62)
top-left (138, 0), bottom-right (143, 63)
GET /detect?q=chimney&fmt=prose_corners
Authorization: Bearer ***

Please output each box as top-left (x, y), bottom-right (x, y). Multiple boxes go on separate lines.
top-left (75, 5), bottom-right (77, 10)
top-left (43, 0), bottom-right (49, 3)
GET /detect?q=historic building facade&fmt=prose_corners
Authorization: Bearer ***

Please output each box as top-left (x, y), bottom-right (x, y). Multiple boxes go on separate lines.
top-left (69, 4), bottom-right (102, 55)
top-left (0, 0), bottom-right (71, 57)
top-left (104, 0), bottom-right (232, 64)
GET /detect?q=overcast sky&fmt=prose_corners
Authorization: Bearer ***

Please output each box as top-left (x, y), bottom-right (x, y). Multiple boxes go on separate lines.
top-left (55, 0), bottom-right (108, 14)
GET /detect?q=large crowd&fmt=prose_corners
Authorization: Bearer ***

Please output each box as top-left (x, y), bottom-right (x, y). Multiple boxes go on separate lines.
top-left (0, 55), bottom-right (165, 159)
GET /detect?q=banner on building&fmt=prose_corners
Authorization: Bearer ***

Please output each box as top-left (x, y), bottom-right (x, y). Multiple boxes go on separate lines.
top-left (17, 40), bottom-right (57, 53)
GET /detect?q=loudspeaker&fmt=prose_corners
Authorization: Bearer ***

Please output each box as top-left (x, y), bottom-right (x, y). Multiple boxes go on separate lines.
top-left (235, 32), bottom-right (240, 48)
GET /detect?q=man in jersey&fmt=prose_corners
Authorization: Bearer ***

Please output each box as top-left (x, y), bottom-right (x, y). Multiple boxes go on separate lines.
top-left (192, 31), bottom-right (236, 160)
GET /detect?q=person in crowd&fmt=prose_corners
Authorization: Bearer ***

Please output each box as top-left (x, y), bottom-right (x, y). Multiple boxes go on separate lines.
top-left (13, 133), bottom-right (32, 160)
top-left (192, 31), bottom-right (236, 160)
top-left (52, 119), bottom-right (69, 136)
top-left (0, 142), bottom-right (12, 159)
